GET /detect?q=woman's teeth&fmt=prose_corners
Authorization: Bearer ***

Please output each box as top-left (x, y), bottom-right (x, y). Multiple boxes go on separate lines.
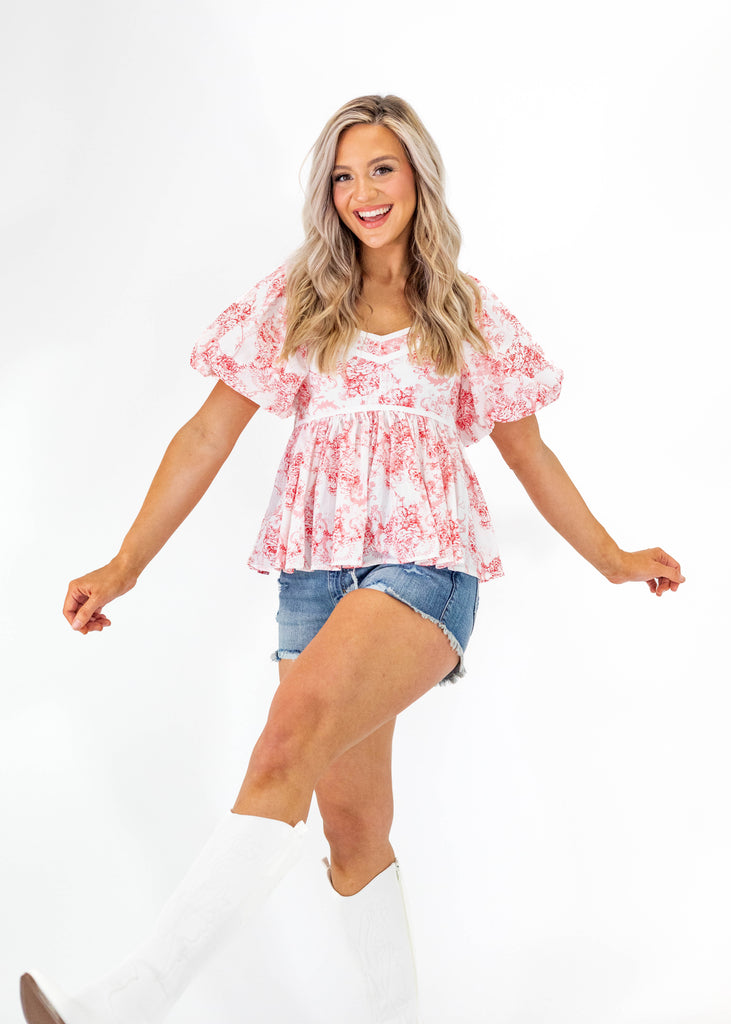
top-left (356, 205), bottom-right (392, 221)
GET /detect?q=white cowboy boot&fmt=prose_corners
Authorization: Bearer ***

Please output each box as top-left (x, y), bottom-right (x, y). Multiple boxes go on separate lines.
top-left (21, 812), bottom-right (307, 1024)
top-left (326, 858), bottom-right (421, 1024)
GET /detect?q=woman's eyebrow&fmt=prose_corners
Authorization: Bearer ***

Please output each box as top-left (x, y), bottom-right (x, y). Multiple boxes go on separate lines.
top-left (332, 154), bottom-right (401, 171)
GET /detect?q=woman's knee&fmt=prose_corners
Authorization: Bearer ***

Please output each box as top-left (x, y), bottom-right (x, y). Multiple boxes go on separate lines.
top-left (319, 793), bottom-right (394, 858)
top-left (246, 693), bottom-right (332, 789)
top-left (246, 725), bottom-right (304, 790)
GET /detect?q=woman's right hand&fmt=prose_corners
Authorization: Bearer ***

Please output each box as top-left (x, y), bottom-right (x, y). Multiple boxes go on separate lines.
top-left (63, 558), bottom-right (138, 634)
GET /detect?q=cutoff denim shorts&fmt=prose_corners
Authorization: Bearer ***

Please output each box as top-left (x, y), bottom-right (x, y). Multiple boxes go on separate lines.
top-left (271, 562), bottom-right (480, 686)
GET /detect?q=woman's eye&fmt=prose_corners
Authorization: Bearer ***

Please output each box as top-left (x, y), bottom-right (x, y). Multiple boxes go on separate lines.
top-left (332, 166), bottom-right (393, 184)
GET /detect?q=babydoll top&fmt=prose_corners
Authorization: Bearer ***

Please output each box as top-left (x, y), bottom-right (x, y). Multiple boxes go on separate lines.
top-left (190, 264), bottom-right (563, 582)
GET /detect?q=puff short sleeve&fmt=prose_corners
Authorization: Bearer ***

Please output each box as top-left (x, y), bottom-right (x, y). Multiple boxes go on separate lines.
top-left (190, 265), bottom-right (307, 418)
top-left (456, 278), bottom-right (563, 446)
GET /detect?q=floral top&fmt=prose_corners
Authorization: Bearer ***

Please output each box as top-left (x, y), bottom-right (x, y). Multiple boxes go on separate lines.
top-left (190, 265), bottom-right (563, 582)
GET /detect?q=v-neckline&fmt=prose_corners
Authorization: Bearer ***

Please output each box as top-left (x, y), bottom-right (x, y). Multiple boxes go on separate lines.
top-left (360, 326), bottom-right (411, 341)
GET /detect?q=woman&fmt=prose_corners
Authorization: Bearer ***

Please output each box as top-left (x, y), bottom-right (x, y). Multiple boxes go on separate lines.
top-left (21, 94), bottom-right (684, 1024)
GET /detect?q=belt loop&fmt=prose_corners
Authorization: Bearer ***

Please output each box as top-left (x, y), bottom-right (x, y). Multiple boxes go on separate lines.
top-left (339, 568), bottom-right (358, 594)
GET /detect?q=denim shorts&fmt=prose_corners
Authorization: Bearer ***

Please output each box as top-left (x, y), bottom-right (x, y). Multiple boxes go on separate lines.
top-left (271, 562), bottom-right (480, 686)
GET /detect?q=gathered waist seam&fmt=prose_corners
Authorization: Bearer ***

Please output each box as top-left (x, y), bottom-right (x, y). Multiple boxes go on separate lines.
top-left (295, 404), bottom-right (455, 430)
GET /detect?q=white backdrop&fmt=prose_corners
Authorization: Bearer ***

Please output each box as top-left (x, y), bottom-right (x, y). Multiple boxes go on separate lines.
top-left (2, 1), bottom-right (729, 1021)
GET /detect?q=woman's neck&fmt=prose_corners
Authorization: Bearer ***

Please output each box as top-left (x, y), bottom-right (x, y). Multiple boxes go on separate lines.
top-left (358, 243), bottom-right (411, 287)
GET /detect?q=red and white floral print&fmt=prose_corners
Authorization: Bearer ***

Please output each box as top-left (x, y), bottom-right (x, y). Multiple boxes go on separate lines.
top-left (190, 265), bottom-right (563, 582)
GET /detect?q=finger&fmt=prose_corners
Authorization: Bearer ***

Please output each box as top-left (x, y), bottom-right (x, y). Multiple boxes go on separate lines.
top-left (64, 583), bottom-right (98, 627)
top-left (63, 587), bottom-right (85, 625)
top-left (660, 574), bottom-right (676, 595)
top-left (71, 595), bottom-right (105, 631)
top-left (651, 561), bottom-right (685, 586)
top-left (82, 617), bottom-right (108, 634)
top-left (646, 578), bottom-right (657, 594)
top-left (652, 550), bottom-right (685, 584)
top-left (75, 615), bottom-right (105, 632)
top-left (85, 607), bottom-right (113, 630)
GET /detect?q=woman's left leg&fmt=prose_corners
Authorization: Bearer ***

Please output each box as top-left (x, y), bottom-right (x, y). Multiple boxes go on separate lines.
top-left (314, 714), bottom-right (421, 1024)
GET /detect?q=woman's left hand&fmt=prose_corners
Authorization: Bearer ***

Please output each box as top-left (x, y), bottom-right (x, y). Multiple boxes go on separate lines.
top-left (605, 548), bottom-right (685, 596)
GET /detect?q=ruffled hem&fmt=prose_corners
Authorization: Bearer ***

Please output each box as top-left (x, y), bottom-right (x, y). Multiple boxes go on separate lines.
top-left (246, 409), bottom-right (505, 583)
top-left (248, 550), bottom-right (504, 583)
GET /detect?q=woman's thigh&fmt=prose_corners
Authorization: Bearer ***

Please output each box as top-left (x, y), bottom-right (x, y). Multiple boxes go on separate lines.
top-left (273, 563), bottom-right (479, 687)
top-left (263, 585), bottom-right (458, 775)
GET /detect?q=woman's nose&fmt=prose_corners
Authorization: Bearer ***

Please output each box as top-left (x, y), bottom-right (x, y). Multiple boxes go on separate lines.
top-left (354, 177), bottom-right (377, 202)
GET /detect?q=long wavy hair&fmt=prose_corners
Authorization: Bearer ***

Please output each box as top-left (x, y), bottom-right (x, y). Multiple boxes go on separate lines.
top-left (280, 95), bottom-right (488, 376)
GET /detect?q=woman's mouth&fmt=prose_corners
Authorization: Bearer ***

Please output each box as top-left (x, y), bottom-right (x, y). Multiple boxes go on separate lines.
top-left (354, 204), bottom-right (393, 228)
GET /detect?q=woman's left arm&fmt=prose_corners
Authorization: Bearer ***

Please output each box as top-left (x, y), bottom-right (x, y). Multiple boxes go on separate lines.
top-left (490, 415), bottom-right (685, 596)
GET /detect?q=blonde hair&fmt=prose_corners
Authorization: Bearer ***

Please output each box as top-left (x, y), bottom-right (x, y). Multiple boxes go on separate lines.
top-left (281, 94), bottom-right (488, 376)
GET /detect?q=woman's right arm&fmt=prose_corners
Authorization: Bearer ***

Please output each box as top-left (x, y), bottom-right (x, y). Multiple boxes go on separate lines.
top-left (63, 381), bottom-right (260, 634)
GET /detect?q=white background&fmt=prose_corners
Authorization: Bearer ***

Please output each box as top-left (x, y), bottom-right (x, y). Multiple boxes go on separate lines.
top-left (2, 1), bottom-right (729, 1021)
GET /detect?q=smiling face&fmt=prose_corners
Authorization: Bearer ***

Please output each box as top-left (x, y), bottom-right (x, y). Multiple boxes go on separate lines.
top-left (331, 124), bottom-right (417, 256)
